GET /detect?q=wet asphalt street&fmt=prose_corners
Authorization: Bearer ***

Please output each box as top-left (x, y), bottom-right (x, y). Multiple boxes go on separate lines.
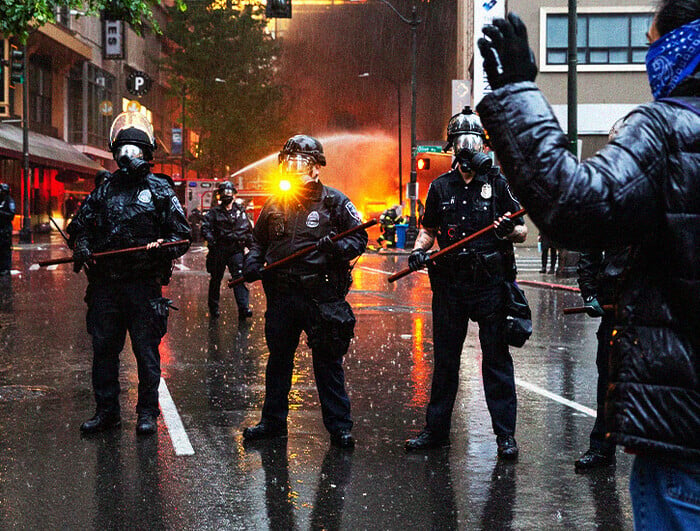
top-left (0, 237), bottom-right (633, 529)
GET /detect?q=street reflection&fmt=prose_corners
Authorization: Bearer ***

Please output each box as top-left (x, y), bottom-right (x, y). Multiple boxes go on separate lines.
top-left (426, 449), bottom-right (459, 529)
top-left (310, 447), bottom-right (354, 530)
top-left (410, 316), bottom-right (430, 409)
top-left (480, 461), bottom-right (516, 529)
top-left (245, 439), bottom-right (296, 530)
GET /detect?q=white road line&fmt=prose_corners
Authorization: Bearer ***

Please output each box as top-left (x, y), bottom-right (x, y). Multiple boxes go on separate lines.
top-left (158, 378), bottom-right (195, 456)
top-left (10, 270), bottom-right (20, 276)
top-left (515, 377), bottom-right (596, 417)
top-left (174, 263), bottom-right (190, 271)
top-left (360, 266), bottom-right (392, 275)
top-left (29, 264), bottom-right (40, 271)
top-left (47, 265), bottom-right (59, 271)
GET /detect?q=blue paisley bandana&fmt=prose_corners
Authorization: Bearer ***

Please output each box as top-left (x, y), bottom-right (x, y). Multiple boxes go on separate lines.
top-left (646, 18), bottom-right (700, 99)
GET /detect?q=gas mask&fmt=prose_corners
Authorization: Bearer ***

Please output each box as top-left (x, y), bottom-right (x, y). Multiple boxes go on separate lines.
top-left (279, 153), bottom-right (318, 185)
top-left (451, 134), bottom-right (492, 174)
top-left (115, 144), bottom-right (151, 179)
top-left (220, 189), bottom-right (234, 206)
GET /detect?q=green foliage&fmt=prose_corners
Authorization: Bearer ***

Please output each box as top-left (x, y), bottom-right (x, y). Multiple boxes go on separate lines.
top-left (163, 1), bottom-right (285, 175)
top-left (0, 0), bottom-right (184, 43)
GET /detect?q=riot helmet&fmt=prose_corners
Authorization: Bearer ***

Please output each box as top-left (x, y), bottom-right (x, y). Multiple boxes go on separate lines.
top-left (217, 181), bottom-right (237, 205)
top-left (0, 183), bottom-right (8, 196)
top-left (445, 106), bottom-right (492, 175)
top-left (278, 135), bottom-right (326, 184)
top-left (109, 112), bottom-right (156, 179)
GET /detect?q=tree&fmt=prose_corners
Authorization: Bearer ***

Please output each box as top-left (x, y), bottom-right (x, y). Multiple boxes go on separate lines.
top-left (0, 0), bottom-right (176, 43)
top-left (162, 1), bottom-right (285, 176)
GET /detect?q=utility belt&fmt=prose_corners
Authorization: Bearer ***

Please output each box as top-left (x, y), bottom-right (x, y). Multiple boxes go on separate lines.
top-left (432, 249), bottom-right (514, 285)
top-left (264, 267), bottom-right (352, 301)
top-left (211, 240), bottom-right (245, 253)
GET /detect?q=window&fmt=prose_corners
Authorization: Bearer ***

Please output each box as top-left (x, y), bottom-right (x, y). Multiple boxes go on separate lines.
top-left (68, 63), bottom-right (115, 147)
top-left (545, 12), bottom-right (653, 67)
top-left (29, 55), bottom-right (53, 135)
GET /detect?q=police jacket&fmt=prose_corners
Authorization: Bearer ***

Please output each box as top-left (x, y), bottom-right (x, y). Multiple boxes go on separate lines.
top-left (202, 203), bottom-right (253, 251)
top-left (577, 248), bottom-right (631, 305)
top-left (67, 169), bottom-right (191, 284)
top-left (245, 181), bottom-right (368, 278)
top-left (421, 168), bottom-right (523, 275)
top-left (477, 74), bottom-right (700, 459)
top-left (0, 193), bottom-right (16, 237)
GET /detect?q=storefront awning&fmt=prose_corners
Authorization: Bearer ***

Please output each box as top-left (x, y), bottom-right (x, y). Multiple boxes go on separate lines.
top-left (0, 124), bottom-right (104, 176)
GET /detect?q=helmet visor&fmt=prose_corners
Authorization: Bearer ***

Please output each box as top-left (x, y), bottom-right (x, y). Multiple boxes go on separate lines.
top-left (279, 154), bottom-right (315, 175)
top-left (220, 188), bottom-right (234, 197)
top-left (109, 111), bottom-right (155, 147)
top-left (115, 144), bottom-right (144, 161)
top-left (452, 133), bottom-right (484, 154)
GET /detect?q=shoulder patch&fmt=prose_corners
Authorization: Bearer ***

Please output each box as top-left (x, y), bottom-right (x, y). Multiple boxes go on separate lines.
top-left (171, 195), bottom-right (185, 215)
top-left (138, 189), bottom-right (152, 204)
top-left (345, 201), bottom-right (362, 222)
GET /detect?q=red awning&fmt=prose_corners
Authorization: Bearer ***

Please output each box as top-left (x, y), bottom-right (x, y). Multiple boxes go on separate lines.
top-left (0, 124), bottom-right (104, 176)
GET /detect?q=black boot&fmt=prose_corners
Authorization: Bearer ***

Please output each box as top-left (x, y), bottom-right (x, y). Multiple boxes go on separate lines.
top-left (405, 429), bottom-right (449, 451)
top-left (575, 448), bottom-right (615, 471)
top-left (330, 429), bottom-right (355, 449)
top-left (243, 421), bottom-right (287, 441)
top-left (80, 410), bottom-right (121, 434)
top-left (136, 413), bottom-right (158, 435)
top-left (497, 435), bottom-right (519, 460)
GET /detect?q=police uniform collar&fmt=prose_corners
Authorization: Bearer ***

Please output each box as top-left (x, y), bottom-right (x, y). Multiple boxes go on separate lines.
top-left (449, 168), bottom-right (488, 186)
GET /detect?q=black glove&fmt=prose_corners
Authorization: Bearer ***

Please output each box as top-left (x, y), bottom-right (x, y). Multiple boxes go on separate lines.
top-left (73, 245), bottom-right (91, 273)
top-left (316, 234), bottom-right (339, 256)
top-left (477, 13), bottom-right (537, 90)
top-left (583, 296), bottom-right (605, 317)
top-left (408, 249), bottom-right (432, 272)
top-left (243, 263), bottom-right (263, 283)
top-left (494, 215), bottom-right (515, 239)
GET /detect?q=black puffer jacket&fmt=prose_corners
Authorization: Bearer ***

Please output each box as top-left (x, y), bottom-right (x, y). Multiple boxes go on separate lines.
top-left (68, 170), bottom-right (191, 284)
top-left (477, 75), bottom-right (700, 460)
top-left (202, 203), bottom-right (253, 250)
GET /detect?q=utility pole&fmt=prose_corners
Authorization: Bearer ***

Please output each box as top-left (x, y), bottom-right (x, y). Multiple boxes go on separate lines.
top-left (567, 0), bottom-right (578, 156)
top-left (18, 43), bottom-right (31, 244)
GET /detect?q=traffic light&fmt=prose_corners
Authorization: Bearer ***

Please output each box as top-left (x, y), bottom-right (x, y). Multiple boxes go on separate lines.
top-left (417, 157), bottom-right (430, 171)
top-left (10, 45), bottom-right (24, 85)
top-left (266, 0), bottom-right (292, 18)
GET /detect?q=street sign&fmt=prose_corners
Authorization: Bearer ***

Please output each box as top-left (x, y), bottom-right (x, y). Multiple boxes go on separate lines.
top-left (102, 19), bottom-right (125, 60)
top-left (126, 71), bottom-right (152, 97)
top-left (416, 145), bottom-right (442, 154)
top-left (99, 100), bottom-right (113, 116)
top-left (126, 100), bottom-right (142, 113)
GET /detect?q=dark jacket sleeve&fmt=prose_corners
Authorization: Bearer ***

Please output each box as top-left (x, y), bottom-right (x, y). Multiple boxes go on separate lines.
top-left (334, 199), bottom-right (368, 261)
top-left (577, 251), bottom-right (602, 300)
top-left (0, 197), bottom-right (16, 224)
top-left (244, 201), bottom-right (271, 271)
top-left (155, 184), bottom-right (191, 260)
top-left (477, 82), bottom-right (666, 250)
top-left (66, 192), bottom-right (98, 250)
top-left (201, 209), bottom-right (215, 244)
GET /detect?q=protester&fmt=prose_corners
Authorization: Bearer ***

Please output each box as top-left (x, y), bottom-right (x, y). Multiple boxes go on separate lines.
top-left (476, 2), bottom-right (699, 527)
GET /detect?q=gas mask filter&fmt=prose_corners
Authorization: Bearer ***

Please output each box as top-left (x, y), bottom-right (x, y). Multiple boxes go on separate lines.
top-left (115, 144), bottom-right (150, 179)
top-left (451, 134), bottom-right (492, 174)
top-left (220, 189), bottom-right (234, 205)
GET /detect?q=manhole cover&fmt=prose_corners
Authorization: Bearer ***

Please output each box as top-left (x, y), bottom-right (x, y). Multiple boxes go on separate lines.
top-left (0, 385), bottom-right (53, 401)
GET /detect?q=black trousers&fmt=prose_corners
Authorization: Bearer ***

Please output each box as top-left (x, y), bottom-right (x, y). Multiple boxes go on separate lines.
top-left (207, 248), bottom-right (249, 314)
top-left (86, 280), bottom-right (169, 416)
top-left (541, 244), bottom-right (557, 271)
top-left (0, 234), bottom-right (11, 272)
top-left (590, 313), bottom-right (615, 454)
top-left (426, 280), bottom-right (516, 437)
top-left (261, 290), bottom-right (352, 434)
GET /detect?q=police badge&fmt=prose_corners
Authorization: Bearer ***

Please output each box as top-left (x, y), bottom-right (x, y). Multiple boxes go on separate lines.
top-left (481, 184), bottom-right (492, 199)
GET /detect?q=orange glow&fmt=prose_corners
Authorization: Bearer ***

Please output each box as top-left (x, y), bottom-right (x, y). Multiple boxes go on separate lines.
top-left (279, 179), bottom-right (292, 192)
top-left (417, 158), bottom-right (426, 170)
top-left (410, 317), bottom-right (430, 408)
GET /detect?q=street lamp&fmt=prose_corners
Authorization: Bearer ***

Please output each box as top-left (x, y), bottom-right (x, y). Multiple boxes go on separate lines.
top-left (374, 0), bottom-right (421, 246)
top-left (358, 72), bottom-right (402, 206)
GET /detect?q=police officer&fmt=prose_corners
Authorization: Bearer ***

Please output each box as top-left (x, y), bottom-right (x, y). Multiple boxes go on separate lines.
top-left (68, 111), bottom-right (191, 435)
top-left (242, 134), bottom-right (368, 448)
top-left (404, 107), bottom-right (527, 459)
top-left (0, 183), bottom-right (16, 275)
top-left (202, 181), bottom-right (253, 319)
